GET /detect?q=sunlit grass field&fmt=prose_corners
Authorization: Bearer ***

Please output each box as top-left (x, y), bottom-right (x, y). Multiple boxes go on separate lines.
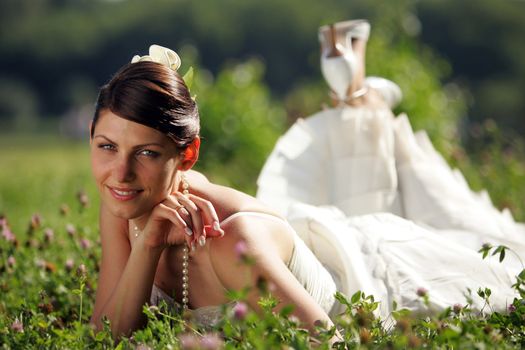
top-left (0, 135), bottom-right (99, 235)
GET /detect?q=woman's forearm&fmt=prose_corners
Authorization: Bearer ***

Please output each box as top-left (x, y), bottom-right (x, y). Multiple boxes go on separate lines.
top-left (91, 240), bottom-right (163, 338)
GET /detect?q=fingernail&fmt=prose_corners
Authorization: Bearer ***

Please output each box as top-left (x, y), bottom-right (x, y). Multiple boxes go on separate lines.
top-left (198, 236), bottom-right (206, 247)
top-left (213, 221), bottom-right (221, 231)
top-left (191, 242), bottom-right (196, 252)
top-left (185, 227), bottom-right (193, 236)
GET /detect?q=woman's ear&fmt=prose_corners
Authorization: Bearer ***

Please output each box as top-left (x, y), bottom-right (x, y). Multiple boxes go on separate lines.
top-left (179, 137), bottom-right (200, 171)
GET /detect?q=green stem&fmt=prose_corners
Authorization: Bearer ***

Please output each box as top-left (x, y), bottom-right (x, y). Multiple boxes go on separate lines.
top-left (78, 280), bottom-right (85, 325)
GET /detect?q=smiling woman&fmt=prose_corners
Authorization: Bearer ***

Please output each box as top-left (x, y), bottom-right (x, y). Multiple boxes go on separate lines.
top-left (90, 111), bottom-right (182, 220)
top-left (88, 45), bottom-right (339, 341)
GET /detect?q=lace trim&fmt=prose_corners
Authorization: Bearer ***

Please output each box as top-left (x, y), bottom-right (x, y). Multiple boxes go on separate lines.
top-left (151, 284), bottom-right (230, 328)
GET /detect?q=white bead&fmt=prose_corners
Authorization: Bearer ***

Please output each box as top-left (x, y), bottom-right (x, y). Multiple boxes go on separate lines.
top-left (182, 275), bottom-right (188, 282)
top-left (182, 290), bottom-right (188, 296)
top-left (182, 282), bottom-right (189, 289)
top-left (182, 261), bottom-right (188, 268)
top-left (182, 297), bottom-right (189, 304)
top-left (182, 269), bottom-right (188, 276)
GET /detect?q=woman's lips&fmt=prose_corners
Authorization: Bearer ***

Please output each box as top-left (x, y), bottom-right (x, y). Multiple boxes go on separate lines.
top-left (108, 186), bottom-right (143, 201)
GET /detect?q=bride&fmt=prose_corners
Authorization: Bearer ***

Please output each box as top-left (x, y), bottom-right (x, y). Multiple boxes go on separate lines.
top-left (257, 20), bottom-right (523, 318)
top-left (89, 45), bottom-right (339, 339)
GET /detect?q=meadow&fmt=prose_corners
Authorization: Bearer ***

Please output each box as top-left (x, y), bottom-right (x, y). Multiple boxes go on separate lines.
top-left (0, 128), bottom-right (524, 349)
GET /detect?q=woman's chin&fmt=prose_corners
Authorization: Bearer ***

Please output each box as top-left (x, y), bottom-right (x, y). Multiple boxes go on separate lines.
top-left (107, 203), bottom-right (147, 221)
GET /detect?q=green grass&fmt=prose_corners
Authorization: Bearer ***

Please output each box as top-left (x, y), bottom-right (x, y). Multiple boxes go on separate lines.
top-left (0, 135), bottom-right (99, 235)
top-left (1, 134), bottom-right (525, 349)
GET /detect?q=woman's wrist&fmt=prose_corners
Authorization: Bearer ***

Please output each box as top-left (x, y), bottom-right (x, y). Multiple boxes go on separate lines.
top-left (135, 234), bottom-right (166, 256)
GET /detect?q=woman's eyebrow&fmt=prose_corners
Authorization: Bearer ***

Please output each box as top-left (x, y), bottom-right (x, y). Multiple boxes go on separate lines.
top-left (93, 135), bottom-right (165, 148)
top-left (134, 142), bottom-right (166, 149)
top-left (93, 135), bottom-right (115, 143)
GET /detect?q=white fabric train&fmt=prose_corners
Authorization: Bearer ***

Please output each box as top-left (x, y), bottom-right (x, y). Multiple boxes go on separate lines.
top-left (257, 102), bottom-right (525, 318)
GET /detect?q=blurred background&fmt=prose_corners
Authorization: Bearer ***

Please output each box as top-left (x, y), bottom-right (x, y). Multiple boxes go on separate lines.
top-left (0, 0), bottom-right (524, 232)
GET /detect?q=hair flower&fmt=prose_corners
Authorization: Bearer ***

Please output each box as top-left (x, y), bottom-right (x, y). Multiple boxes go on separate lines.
top-left (131, 44), bottom-right (181, 71)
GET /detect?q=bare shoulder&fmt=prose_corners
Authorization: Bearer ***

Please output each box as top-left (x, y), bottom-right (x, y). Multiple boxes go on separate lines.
top-left (206, 214), bottom-right (294, 297)
top-left (187, 170), bottom-right (210, 184)
top-left (208, 214), bottom-right (294, 265)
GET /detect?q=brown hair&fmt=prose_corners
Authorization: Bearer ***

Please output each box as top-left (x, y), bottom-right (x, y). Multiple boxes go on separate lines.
top-left (91, 61), bottom-right (199, 149)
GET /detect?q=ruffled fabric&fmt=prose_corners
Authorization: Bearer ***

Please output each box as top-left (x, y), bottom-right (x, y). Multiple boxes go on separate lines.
top-left (257, 103), bottom-right (524, 318)
top-left (151, 284), bottom-right (227, 329)
top-left (257, 105), bottom-right (402, 216)
top-left (288, 204), bottom-right (516, 318)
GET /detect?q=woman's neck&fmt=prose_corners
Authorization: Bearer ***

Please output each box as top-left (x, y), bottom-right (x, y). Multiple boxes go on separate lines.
top-left (130, 214), bottom-right (149, 233)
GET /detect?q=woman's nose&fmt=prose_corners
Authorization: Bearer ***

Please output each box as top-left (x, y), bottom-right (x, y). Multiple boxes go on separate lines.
top-left (115, 156), bottom-right (136, 182)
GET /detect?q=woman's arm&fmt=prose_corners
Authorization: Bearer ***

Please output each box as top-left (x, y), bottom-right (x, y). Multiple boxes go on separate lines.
top-left (90, 203), bottom-right (164, 337)
top-left (208, 216), bottom-right (334, 331)
top-left (91, 194), bottom-right (224, 338)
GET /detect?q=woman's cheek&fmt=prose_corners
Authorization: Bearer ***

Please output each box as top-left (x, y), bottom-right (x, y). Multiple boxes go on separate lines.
top-left (91, 156), bottom-right (111, 189)
top-left (156, 167), bottom-right (177, 197)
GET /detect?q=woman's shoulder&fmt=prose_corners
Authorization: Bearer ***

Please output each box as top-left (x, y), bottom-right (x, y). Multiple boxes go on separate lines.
top-left (208, 210), bottom-right (295, 264)
top-left (189, 169), bottom-right (294, 259)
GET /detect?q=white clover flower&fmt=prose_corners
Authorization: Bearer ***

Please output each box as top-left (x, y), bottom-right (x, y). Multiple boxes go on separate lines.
top-left (131, 44), bottom-right (181, 71)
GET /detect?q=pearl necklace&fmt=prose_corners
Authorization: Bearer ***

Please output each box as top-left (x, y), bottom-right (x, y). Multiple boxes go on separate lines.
top-left (181, 173), bottom-right (190, 310)
top-left (133, 224), bottom-right (140, 238)
top-left (181, 245), bottom-right (189, 310)
top-left (132, 173), bottom-right (191, 311)
top-left (132, 223), bottom-right (190, 311)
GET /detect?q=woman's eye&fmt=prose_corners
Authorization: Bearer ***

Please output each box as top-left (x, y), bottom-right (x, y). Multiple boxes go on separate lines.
top-left (138, 149), bottom-right (160, 158)
top-left (98, 144), bottom-right (115, 151)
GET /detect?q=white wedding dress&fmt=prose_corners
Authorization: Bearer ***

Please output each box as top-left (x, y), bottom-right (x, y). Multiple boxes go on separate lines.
top-left (256, 102), bottom-right (525, 318)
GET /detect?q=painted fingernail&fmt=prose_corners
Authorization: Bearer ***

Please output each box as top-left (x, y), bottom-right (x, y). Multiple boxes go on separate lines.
top-left (198, 236), bottom-right (206, 247)
top-left (191, 242), bottom-right (196, 252)
top-left (213, 221), bottom-right (221, 231)
top-left (185, 227), bottom-right (193, 236)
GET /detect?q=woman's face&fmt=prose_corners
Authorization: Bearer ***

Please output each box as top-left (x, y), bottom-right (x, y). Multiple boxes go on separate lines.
top-left (90, 110), bottom-right (181, 219)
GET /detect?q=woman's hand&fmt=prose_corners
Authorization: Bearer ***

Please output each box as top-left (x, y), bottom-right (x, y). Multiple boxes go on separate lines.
top-left (139, 192), bottom-right (224, 251)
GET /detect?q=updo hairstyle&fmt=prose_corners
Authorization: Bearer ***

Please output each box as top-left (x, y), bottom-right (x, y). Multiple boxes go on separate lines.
top-left (91, 61), bottom-right (199, 150)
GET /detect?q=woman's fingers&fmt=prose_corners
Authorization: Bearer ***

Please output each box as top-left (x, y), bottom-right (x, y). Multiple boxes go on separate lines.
top-left (175, 192), bottom-right (208, 247)
top-left (151, 203), bottom-right (190, 247)
top-left (187, 193), bottom-right (225, 238)
top-left (161, 197), bottom-right (195, 249)
top-left (163, 196), bottom-right (194, 235)
top-left (150, 192), bottom-right (224, 251)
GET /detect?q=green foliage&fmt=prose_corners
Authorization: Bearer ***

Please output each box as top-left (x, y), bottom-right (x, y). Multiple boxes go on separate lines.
top-left (367, 34), bottom-right (467, 152)
top-left (192, 59), bottom-right (286, 194)
top-left (417, 0), bottom-right (525, 136)
top-left (1, 0), bottom-right (525, 162)
top-left (447, 120), bottom-right (525, 222)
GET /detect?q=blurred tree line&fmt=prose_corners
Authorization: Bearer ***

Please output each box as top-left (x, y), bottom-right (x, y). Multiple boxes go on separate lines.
top-left (2, 0), bottom-right (524, 131)
top-left (0, 0), bottom-right (523, 199)
top-left (417, 0), bottom-right (525, 148)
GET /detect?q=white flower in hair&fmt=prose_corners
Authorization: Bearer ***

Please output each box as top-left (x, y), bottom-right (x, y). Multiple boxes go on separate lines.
top-left (131, 44), bottom-right (181, 71)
